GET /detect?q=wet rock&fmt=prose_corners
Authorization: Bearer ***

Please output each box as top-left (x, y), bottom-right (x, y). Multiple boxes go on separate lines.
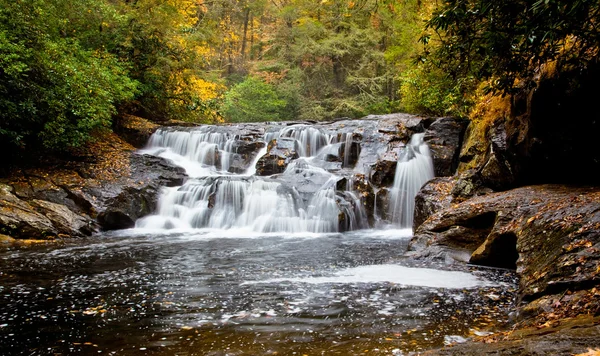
top-left (413, 177), bottom-right (454, 231)
top-left (424, 117), bottom-right (469, 177)
top-left (255, 138), bottom-right (300, 176)
top-left (450, 170), bottom-right (494, 202)
top-left (340, 134), bottom-right (361, 168)
top-left (410, 184), bottom-right (600, 321)
top-left (97, 154), bottom-right (187, 230)
top-left (114, 114), bottom-right (161, 148)
top-left (97, 185), bottom-right (158, 230)
top-left (368, 113), bottom-right (425, 140)
top-left (479, 121), bottom-right (518, 190)
top-left (374, 187), bottom-right (391, 221)
top-left (226, 141), bottom-right (266, 174)
top-left (369, 156), bottom-right (398, 187)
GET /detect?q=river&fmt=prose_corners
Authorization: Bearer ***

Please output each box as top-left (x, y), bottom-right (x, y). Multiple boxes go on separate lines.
top-left (0, 229), bottom-right (516, 355)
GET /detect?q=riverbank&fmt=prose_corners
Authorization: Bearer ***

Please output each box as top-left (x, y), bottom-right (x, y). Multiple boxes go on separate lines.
top-left (0, 127), bottom-right (187, 239)
top-left (409, 181), bottom-right (600, 354)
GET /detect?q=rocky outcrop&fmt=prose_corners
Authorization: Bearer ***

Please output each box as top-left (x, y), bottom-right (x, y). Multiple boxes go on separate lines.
top-left (424, 117), bottom-right (468, 177)
top-left (0, 132), bottom-right (187, 238)
top-left (410, 183), bottom-right (600, 353)
top-left (410, 184), bottom-right (600, 314)
top-left (411, 66), bottom-right (600, 353)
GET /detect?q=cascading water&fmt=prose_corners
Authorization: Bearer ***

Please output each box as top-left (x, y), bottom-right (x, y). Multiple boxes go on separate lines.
top-left (137, 121), bottom-right (435, 233)
top-left (388, 133), bottom-right (435, 228)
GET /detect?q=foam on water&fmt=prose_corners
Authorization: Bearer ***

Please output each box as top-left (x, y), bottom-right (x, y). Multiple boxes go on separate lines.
top-left (244, 264), bottom-right (495, 289)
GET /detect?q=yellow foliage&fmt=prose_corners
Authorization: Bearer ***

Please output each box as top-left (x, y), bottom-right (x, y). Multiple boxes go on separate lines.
top-left (170, 71), bottom-right (225, 102)
top-left (166, 0), bottom-right (203, 28)
top-left (457, 83), bottom-right (511, 172)
top-left (469, 87), bottom-right (511, 127)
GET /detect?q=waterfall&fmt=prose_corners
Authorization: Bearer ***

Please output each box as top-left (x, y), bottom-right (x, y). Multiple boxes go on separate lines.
top-left (388, 133), bottom-right (434, 228)
top-left (136, 121), bottom-right (433, 233)
top-left (136, 124), bottom-right (369, 233)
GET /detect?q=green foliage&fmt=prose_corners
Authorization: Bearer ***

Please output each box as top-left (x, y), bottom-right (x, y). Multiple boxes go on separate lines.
top-left (0, 0), bottom-right (136, 152)
top-left (399, 65), bottom-right (475, 118)
top-left (222, 77), bottom-right (290, 122)
top-left (422, 0), bottom-right (600, 94)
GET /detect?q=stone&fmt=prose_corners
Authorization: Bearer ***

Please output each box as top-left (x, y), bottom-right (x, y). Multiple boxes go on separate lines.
top-left (424, 117), bottom-right (469, 177)
top-left (255, 138), bottom-right (300, 176)
top-left (413, 177), bottom-right (454, 231)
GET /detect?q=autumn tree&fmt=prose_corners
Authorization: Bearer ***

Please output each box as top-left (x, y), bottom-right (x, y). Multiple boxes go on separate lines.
top-left (421, 0), bottom-right (600, 94)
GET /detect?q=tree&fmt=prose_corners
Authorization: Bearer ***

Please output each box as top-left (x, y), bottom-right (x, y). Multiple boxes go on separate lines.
top-left (0, 0), bottom-right (136, 152)
top-left (222, 76), bottom-right (289, 122)
top-left (114, 0), bottom-right (224, 122)
top-left (421, 0), bottom-right (600, 94)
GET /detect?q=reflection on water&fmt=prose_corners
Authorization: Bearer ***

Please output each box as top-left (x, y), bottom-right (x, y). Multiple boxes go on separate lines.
top-left (0, 230), bottom-right (516, 355)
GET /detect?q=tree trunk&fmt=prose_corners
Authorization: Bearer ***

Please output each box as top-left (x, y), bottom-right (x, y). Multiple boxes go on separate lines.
top-left (241, 7), bottom-right (250, 62)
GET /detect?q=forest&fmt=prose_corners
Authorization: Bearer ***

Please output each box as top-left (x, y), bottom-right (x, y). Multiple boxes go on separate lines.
top-left (1, 0), bottom-right (598, 154)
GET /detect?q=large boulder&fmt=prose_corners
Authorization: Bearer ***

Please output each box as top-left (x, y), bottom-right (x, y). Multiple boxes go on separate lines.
top-left (424, 117), bottom-right (469, 177)
top-left (413, 177), bottom-right (454, 231)
top-left (96, 154), bottom-right (186, 230)
top-left (409, 184), bottom-right (600, 316)
top-left (255, 138), bottom-right (300, 176)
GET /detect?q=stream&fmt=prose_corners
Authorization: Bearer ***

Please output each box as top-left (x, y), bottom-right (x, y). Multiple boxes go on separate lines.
top-left (1, 121), bottom-right (517, 355)
top-left (0, 229), bottom-right (516, 355)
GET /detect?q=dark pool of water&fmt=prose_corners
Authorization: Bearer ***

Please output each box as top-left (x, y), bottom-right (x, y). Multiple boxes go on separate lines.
top-left (0, 230), bottom-right (517, 355)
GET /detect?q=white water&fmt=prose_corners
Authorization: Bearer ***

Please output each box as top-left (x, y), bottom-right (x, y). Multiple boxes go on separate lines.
top-left (136, 123), bottom-right (435, 233)
top-left (244, 264), bottom-right (495, 289)
top-left (388, 133), bottom-right (435, 228)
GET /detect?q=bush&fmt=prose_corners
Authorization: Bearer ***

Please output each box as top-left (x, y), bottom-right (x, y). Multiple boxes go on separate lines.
top-left (0, 0), bottom-right (136, 152)
top-left (221, 77), bottom-right (290, 122)
top-left (399, 65), bottom-right (475, 118)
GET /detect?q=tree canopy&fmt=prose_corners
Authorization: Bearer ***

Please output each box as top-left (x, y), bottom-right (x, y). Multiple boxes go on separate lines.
top-left (1, 0), bottom-right (598, 156)
top-left (421, 0), bottom-right (600, 94)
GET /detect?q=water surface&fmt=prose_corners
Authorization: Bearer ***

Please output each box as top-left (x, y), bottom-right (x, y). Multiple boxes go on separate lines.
top-left (0, 230), bottom-right (516, 355)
